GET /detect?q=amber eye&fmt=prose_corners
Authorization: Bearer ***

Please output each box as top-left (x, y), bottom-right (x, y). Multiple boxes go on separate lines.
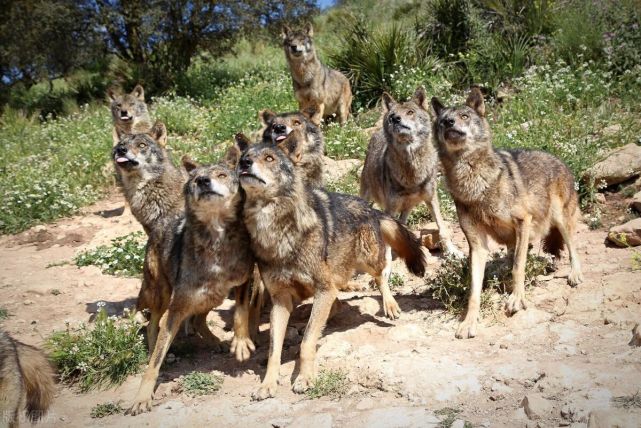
top-left (460, 114), bottom-right (469, 120)
top-left (407, 110), bottom-right (414, 115)
top-left (217, 173), bottom-right (226, 179)
top-left (266, 155), bottom-right (274, 162)
top-left (293, 120), bottom-right (301, 126)
top-left (138, 142), bottom-right (147, 148)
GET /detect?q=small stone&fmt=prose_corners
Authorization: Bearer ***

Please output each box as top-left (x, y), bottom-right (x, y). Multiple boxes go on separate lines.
top-left (607, 218), bottom-right (641, 247)
top-left (595, 193), bottom-right (606, 204)
top-left (23, 300), bottom-right (34, 306)
top-left (165, 353), bottom-right (176, 364)
top-left (500, 343), bottom-right (508, 349)
top-left (602, 124), bottom-right (622, 136)
top-left (451, 420), bottom-right (465, 428)
top-left (630, 323), bottom-right (641, 347)
top-left (522, 394), bottom-right (554, 420)
top-left (631, 191), bottom-right (641, 213)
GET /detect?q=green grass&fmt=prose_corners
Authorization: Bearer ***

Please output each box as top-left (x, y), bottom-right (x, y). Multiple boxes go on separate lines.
top-left (0, 307), bottom-right (8, 320)
top-left (306, 368), bottom-right (349, 399)
top-left (47, 308), bottom-right (147, 392)
top-left (90, 401), bottom-right (124, 418)
top-left (388, 272), bottom-right (405, 289)
top-left (435, 406), bottom-right (472, 428)
top-left (75, 232), bottom-right (146, 277)
top-left (179, 371), bottom-right (223, 397)
top-left (426, 250), bottom-right (554, 314)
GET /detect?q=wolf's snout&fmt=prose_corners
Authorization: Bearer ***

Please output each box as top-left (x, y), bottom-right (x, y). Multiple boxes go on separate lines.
top-left (115, 146), bottom-right (128, 156)
top-left (441, 117), bottom-right (455, 128)
top-left (239, 157), bottom-right (253, 170)
top-left (273, 123), bottom-right (287, 134)
top-left (196, 176), bottom-right (211, 188)
top-left (390, 114), bottom-right (401, 124)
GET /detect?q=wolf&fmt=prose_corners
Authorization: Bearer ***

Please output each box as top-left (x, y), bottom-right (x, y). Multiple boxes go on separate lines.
top-left (107, 84), bottom-right (153, 142)
top-left (236, 130), bottom-right (427, 400)
top-left (127, 151), bottom-right (255, 415)
top-left (360, 87), bottom-right (462, 257)
top-left (431, 87), bottom-right (583, 339)
top-left (282, 23), bottom-right (352, 126)
top-left (259, 109), bottom-right (325, 185)
top-left (0, 331), bottom-right (55, 427)
top-left (112, 125), bottom-right (258, 362)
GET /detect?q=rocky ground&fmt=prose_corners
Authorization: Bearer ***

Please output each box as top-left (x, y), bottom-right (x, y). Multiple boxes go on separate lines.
top-left (1, 186), bottom-right (641, 428)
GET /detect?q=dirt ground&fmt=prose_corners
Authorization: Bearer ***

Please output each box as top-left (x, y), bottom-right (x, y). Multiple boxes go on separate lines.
top-left (1, 192), bottom-right (640, 428)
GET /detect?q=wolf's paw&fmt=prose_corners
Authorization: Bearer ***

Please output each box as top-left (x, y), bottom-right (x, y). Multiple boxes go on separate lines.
top-left (443, 242), bottom-right (465, 259)
top-left (230, 336), bottom-right (255, 362)
top-left (455, 318), bottom-right (478, 339)
top-left (382, 297), bottom-right (401, 320)
top-left (251, 383), bottom-right (276, 401)
top-left (505, 292), bottom-right (528, 315)
top-left (567, 270), bottom-right (583, 287)
top-left (126, 397), bottom-right (153, 416)
top-left (292, 375), bottom-right (313, 394)
top-left (133, 311), bottom-right (148, 326)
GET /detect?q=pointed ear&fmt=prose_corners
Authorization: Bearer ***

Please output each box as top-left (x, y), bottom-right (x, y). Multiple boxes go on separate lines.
top-left (234, 133), bottom-right (252, 153)
top-left (131, 84), bottom-right (145, 101)
top-left (304, 22), bottom-right (314, 37)
top-left (223, 145), bottom-right (241, 169)
top-left (465, 86), bottom-right (485, 117)
top-left (182, 155), bottom-right (200, 174)
top-left (259, 109), bottom-right (276, 126)
top-left (281, 25), bottom-right (291, 40)
top-left (107, 88), bottom-right (118, 102)
top-left (431, 97), bottom-right (445, 117)
top-left (150, 121), bottom-right (167, 147)
top-left (412, 87), bottom-right (428, 110)
top-left (382, 92), bottom-right (396, 111)
top-left (112, 127), bottom-right (123, 146)
top-left (277, 129), bottom-right (304, 163)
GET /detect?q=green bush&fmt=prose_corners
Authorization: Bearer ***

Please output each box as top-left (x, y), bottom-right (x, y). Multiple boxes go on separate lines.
top-left (306, 368), bottom-right (349, 399)
top-left (90, 402), bottom-right (124, 418)
top-left (420, 0), bottom-right (476, 59)
top-left (0, 307), bottom-right (8, 320)
top-left (179, 371), bottom-right (223, 396)
top-left (75, 232), bottom-right (146, 277)
top-left (550, 1), bottom-right (605, 64)
top-left (47, 308), bottom-right (147, 392)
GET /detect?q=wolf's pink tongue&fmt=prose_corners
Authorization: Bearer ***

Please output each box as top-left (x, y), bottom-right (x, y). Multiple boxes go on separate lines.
top-left (276, 136), bottom-right (286, 142)
top-left (116, 157), bottom-right (129, 163)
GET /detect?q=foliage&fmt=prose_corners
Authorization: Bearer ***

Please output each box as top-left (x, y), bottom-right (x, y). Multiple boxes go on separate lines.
top-left (306, 368), bottom-right (349, 399)
top-left (179, 371), bottom-right (223, 396)
top-left (75, 232), bottom-right (147, 277)
top-left (0, 307), bottom-right (8, 320)
top-left (325, 168), bottom-right (360, 195)
top-left (47, 308), bottom-right (147, 392)
top-left (388, 272), bottom-right (405, 289)
top-left (419, 0), bottom-right (476, 59)
top-left (90, 402), bottom-right (124, 418)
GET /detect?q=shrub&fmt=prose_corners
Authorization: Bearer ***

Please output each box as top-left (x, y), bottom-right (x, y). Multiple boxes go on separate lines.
top-left (47, 307), bottom-right (147, 392)
top-left (179, 371), bottom-right (223, 397)
top-left (75, 232), bottom-right (146, 277)
top-left (90, 402), bottom-right (124, 418)
top-left (388, 272), bottom-right (405, 289)
top-left (0, 307), bottom-right (8, 320)
top-left (419, 0), bottom-right (476, 59)
top-left (306, 368), bottom-right (349, 399)
top-left (551, 1), bottom-right (605, 64)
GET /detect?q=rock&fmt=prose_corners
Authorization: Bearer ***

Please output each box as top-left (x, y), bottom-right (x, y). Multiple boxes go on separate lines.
top-left (451, 420), bottom-right (466, 428)
top-left (285, 326), bottom-right (300, 344)
top-left (607, 218), bottom-right (641, 247)
top-left (522, 394), bottom-right (555, 420)
top-left (583, 143), bottom-right (641, 187)
top-left (350, 407), bottom-right (440, 428)
top-left (630, 323), bottom-right (641, 347)
top-left (595, 193), bottom-right (607, 204)
top-left (520, 120), bottom-right (534, 131)
top-left (322, 157), bottom-right (361, 184)
top-left (631, 191), bottom-right (641, 213)
top-left (165, 353), bottom-right (176, 364)
top-left (602, 124), bottom-right (622, 136)
top-left (603, 308), bottom-right (640, 328)
top-left (587, 409), bottom-right (639, 428)
top-left (419, 223), bottom-right (441, 250)
top-left (289, 413), bottom-right (333, 428)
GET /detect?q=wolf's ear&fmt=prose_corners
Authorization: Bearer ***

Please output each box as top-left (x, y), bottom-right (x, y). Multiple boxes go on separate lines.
top-left (259, 109), bottom-right (276, 126)
top-left (412, 87), bottom-right (428, 110)
top-left (304, 22), bottom-right (314, 37)
top-left (150, 121), bottom-right (167, 147)
top-left (234, 133), bottom-right (252, 153)
top-left (281, 25), bottom-right (291, 40)
top-left (382, 92), bottom-right (396, 111)
top-left (431, 97), bottom-right (445, 117)
top-left (277, 129), bottom-right (304, 163)
top-left (465, 86), bottom-right (485, 117)
top-left (223, 145), bottom-right (242, 169)
top-left (107, 88), bottom-right (118, 102)
top-left (131, 84), bottom-right (145, 101)
top-left (182, 155), bottom-right (199, 174)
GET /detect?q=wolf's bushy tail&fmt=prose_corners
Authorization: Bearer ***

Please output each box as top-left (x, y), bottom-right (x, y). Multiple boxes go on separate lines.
top-left (380, 217), bottom-right (427, 277)
top-left (543, 226), bottom-right (564, 259)
top-left (15, 341), bottom-right (55, 421)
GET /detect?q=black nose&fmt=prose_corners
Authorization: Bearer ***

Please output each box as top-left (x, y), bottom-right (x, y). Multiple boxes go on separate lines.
top-left (121, 109), bottom-right (128, 115)
top-left (390, 114), bottom-right (401, 124)
top-left (196, 176), bottom-right (211, 188)
top-left (441, 117), bottom-right (455, 128)
top-left (116, 145), bottom-right (127, 156)
top-left (273, 123), bottom-right (287, 134)
top-left (239, 157), bottom-right (252, 169)
top-left (290, 45), bottom-right (298, 52)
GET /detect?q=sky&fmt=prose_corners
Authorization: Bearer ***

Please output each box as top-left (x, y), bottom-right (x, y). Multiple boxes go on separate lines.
top-left (317, 0), bottom-right (336, 10)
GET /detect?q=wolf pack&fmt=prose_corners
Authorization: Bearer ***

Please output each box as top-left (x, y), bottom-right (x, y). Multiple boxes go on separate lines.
top-left (1, 23), bottom-right (584, 424)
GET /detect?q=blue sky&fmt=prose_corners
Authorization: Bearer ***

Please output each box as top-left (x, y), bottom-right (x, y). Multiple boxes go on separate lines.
top-left (317, 0), bottom-right (336, 10)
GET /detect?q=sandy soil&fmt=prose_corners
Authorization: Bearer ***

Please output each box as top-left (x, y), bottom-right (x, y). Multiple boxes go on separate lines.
top-left (1, 192), bottom-right (640, 428)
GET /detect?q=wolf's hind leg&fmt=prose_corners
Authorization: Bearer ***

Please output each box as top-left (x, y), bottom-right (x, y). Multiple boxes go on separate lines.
top-left (293, 286), bottom-right (338, 394)
top-left (426, 191), bottom-right (463, 258)
top-left (553, 208), bottom-right (583, 286)
top-left (374, 245), bottom-right (401, 320)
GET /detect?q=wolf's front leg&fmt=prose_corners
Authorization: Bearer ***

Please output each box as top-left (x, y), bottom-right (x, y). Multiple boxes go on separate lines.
top-left (231, 280), bottom-right (256, 362)
top-left (375, 245), bottom-right (401, 320)
top-left (293, 287), bottom-right (337, 394)
top-left (506, 216), bottom-right (531, 315)
top-left (252, 291), bottom-right (293, 401)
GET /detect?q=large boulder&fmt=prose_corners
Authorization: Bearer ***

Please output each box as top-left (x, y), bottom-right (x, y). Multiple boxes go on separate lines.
top-left (322, 157), bottom-right (361, 184)
top-left (607, 218), bottom-right (641, 247)
top-left (584, 143), bottom-right (641, 187)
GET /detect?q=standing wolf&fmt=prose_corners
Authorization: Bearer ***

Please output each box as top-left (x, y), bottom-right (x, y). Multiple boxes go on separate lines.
top-left (360, 87), bottom-right (461, 257)
top-left (431, 88), bottom-right (583, 339)
top-left (112, 125), bottom-right (258, 363)
top-left (0, 331), bottom-right (55, 428)
top-left (107, 85), bottom-right (153, 141)
top-left (259, 109), bottom-right (324, 185)
top-left (237, 130), bottom-right (427, 400)
top-left (282, 23), bottom-right (352, 126)
top-left (128, 151), bottom-right (255, 415)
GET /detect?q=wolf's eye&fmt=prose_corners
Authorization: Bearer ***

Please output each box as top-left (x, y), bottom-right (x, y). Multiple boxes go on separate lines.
top-left (407, 110), bottom-right (414, 115)
top-left (138, 142), bottom-right (147, 148)
top-left (217, 173), bottom-right (227, 179)
top-left (460, 114), bottom-right (469, 120)
top-left (266, 155), bottom-right (274, 162)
